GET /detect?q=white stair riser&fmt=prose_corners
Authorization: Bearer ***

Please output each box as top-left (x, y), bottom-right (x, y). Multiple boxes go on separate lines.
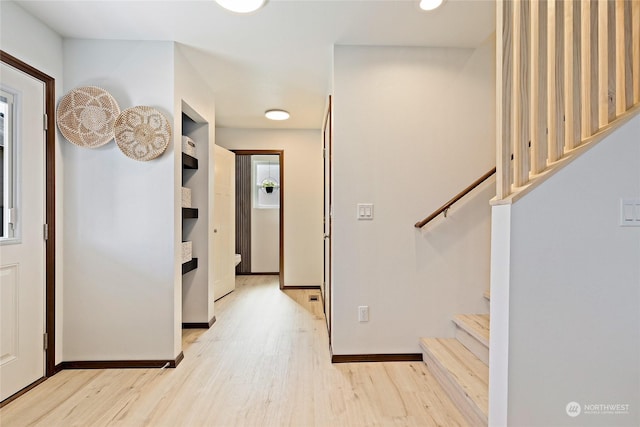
top-left (455, 326), bottom-right (489, 365)
top-left (420, 345), bottom-right (488, 427)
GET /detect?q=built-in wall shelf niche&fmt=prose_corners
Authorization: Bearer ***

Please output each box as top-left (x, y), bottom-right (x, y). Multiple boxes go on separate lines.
top-left (182, 207), bottom-right (198, 219)
top-left (181, 101), bottom-right (212, 327)
top-left (182, 152), bottom-right (198, 169)
top-left (181, 110), bottom-right (201, 278)
top-left (182, 258), bottom-right (198, 275)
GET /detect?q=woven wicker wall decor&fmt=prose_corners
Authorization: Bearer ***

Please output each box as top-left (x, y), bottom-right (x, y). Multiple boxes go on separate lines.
top-left (56, 86), bottom-right (121, 148)
top-left (114, 106), bottom-right (172, 161)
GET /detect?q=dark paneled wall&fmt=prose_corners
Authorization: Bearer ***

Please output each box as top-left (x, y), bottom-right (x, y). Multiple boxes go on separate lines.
top-left (235, 155), bottom-right (251, 273)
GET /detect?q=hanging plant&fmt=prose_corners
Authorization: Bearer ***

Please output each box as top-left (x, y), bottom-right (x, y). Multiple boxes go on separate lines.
top-left (261, 178), bottom-right (278, 193)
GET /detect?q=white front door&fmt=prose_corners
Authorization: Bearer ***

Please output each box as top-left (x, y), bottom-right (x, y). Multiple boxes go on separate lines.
top-left (0, 62), bottom-right (46, 401)
top-left (213, 145), bottom-right (236, 300)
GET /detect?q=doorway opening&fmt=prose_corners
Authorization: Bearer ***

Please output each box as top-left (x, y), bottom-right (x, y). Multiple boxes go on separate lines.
top-left (232, 150), bottom-right (284, 289)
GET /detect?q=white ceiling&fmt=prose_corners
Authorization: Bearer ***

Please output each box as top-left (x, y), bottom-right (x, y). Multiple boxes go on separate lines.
top-left (15, 0), bottom-right (495, 130)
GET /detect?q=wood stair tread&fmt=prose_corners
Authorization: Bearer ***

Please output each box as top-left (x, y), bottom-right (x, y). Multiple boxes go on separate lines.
top-left (420, 338), bottom-right (489, 423)
top-left (453, 314), bottom-right (490, 348)
top-left (483, 290), bottom-right (490, 301)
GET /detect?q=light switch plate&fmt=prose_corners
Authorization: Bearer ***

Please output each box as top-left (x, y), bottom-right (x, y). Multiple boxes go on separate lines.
top-left (358, 306), bottom-right (369, 322)
top-left (357, 203), bottom-right (374, 220)
top-left (620, 199), bottom-right (640, 227)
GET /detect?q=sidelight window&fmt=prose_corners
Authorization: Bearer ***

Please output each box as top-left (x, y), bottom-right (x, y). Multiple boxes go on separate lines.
top-left (0, 90), bottom-right (16, 240)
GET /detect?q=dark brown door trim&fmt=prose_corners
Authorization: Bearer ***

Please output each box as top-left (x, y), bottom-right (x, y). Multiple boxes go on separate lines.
top-left (0, 50), bottom-right (56, 377)
top-left (322, 95), bottom-right (333, 342)
top-left (231, 150), bottom-right (285, 289)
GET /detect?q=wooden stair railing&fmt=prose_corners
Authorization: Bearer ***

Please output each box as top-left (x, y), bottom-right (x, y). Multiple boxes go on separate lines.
top-left (495, 0), bottom-right (640, 203)
top-left (414, 167), bottom-right (496, 228)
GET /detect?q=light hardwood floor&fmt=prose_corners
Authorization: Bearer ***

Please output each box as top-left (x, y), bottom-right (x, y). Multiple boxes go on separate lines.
top-left (0, 276), bottom-right (467, 426)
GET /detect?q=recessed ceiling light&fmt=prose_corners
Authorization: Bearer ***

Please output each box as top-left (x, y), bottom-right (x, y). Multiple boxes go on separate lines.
top-left (265, 109), bottom-right (290, 121)
top-left (215, 0), bottom-right (267, 14)
top-left (419, 0), bottom-right (444, 11)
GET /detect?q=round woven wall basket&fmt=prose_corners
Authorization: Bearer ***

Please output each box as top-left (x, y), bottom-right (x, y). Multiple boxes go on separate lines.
top-left (114, 106), bottom-right (172, 161)
top-left (56, 86), bottom-right (120, 148)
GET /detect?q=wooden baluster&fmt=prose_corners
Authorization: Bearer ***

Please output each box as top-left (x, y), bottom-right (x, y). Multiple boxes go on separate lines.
top-left (598, 0), bottom-right (608, 128)
top-left (530, 0), bottom-right (543, 175)
top-left (634, 0), bottom-right (640, 104)
top-left (564, 0), bottom-right (582, 151)
top-left (581, 0), bottom-right (592, 141)
top-left (514, 0), bottom-right (530, 186)
top-left (590, 0), bottom-right (599, 134)
top-left (512, 0), bottom-right (522, 187)
top-left (537, 0), bottom-right (549, 172)
top-left (552, 0), bottom-right (566, 161)
top-left (623, 0), bottom-right (633, 110)
top-left (547, 0), bottom-right (559, 163)
top-left (572, 0), bottom-right (582, 147)
top-left (497, 0), bottom-right (512, 199)
top-left (608, 0), bottom-right (616, 121)
top-left (615, 0), bottom-right (625, 114)
top-left (564, 0), bottom-right (575, 150)
top-left (555, 0), bottom-right (565, 160)
top-left (516, 1), bottom-right (533, 185)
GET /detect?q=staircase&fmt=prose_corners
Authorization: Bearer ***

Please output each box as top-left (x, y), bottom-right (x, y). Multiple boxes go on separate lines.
top-left (420, 292), bottom-right (490, 426)
top-left (415, 0), bottom-right (639, 423)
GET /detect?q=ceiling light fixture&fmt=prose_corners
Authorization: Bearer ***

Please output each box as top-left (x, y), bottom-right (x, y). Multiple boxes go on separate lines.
top-left (215, 0), bottom-right (267, 14)
top-left (265, 109), bottom-right (290, 121)
top-left (419, 0), bottom-right (444, 11)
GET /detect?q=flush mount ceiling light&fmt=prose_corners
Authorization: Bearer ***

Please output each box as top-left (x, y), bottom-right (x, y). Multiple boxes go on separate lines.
top-left (419, 0), bottom-right (444, 11)
top-left (215, 0), bottom-right (267, 14)
top-left (265, 109), bottom-right (290, 121)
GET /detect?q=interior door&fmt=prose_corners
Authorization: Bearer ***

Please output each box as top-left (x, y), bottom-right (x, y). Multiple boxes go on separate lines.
top-left (322, 96), bottom-right (332, 340)
top-left (213, 145), bottom-right (236, 300)
top-left (0, 63), bottom-right (46, 401)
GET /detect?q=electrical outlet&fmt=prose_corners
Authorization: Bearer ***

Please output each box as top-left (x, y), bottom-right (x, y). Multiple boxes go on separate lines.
top-left (358, 306), bottom-right (369, 322)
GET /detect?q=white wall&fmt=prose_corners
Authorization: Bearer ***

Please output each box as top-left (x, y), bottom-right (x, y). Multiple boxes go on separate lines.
top-left (62, 39), bottom-right (178, 360)
top-left (492, 115), bottom-right (640, 427)
top-left (0, 1), bottom-right (65, 364)
top-left (331, 40), bottom-right (495, 354)
top-left (251, 207), bottom-right (279, 272)
top-left (488, 203), bottom-right (511, 427)
top-left (216, 128), bottom-right (323, 286)
top-left (175, 45), bottom-right (217, 333)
